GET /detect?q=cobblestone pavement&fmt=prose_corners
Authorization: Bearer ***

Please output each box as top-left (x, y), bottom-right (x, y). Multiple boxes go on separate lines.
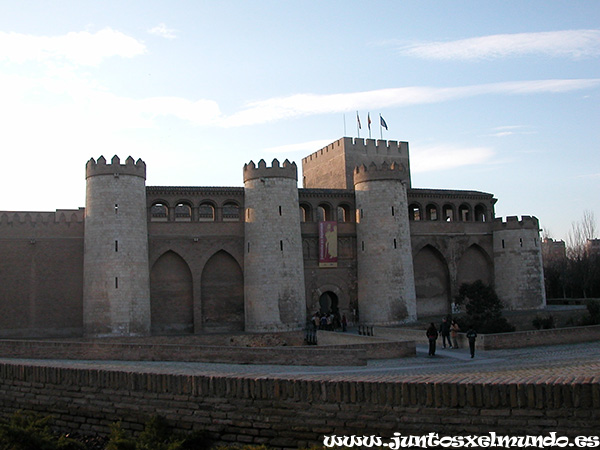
top-left (2, 340), bottom-right (600, 383)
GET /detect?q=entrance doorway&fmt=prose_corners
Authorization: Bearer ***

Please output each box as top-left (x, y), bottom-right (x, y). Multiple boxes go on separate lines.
top-left (319, 291), bottom-right (339, 315)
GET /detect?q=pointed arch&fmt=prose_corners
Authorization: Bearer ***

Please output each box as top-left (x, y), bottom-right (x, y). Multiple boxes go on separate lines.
top-left (150, 250), bottom-right (194, 334)
top-left (413, 245), bottom-right (451, 316)
top-left (201, 250), bottom-right (244, 332)
top-left (457, 244), bottom-right (493, 287)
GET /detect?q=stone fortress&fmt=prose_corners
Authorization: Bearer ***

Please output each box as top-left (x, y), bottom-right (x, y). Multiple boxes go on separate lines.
top-left (0, 137), bottom-right (546, 338)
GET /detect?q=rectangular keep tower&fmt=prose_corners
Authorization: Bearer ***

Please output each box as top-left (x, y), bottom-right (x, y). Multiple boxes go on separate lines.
top-left (302, 137), bottom-right (411, 189)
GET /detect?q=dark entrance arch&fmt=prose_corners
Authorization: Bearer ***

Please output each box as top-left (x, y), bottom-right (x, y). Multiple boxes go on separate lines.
top-left (201, 250), bottom-right (244, 333)
top-left (150, 251), bottom-right (193, 334)
top-left (319, 291), bottom-right (339, 315)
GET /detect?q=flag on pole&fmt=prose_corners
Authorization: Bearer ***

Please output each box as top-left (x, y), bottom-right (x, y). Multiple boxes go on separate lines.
top-left (380, 115), bottom-right (388, 130)
top-left (356, 111), bottom-right (361, 129)
top-left (367, 113), bottom-right (371, 130)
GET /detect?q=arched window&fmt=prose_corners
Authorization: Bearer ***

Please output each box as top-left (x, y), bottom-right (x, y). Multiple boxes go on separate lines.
top-left (223, 202), bottom-right (240, 221)
top-left (175, 202), bottom-right (192, 222)
top-left (426, 204), bottom-right (439, 221)
top-left (337, 204), bottom-right (351, 223)
top-left (443, 204), bottom-right (455, 222)
top-left (408, 204), bottom-right (421, 221)
top-left (198, 202), bottom-right (215, 222)
top-left (317, 204), bottom-right (331, 222)
top-left (150, 202), bottom-right (169, 222)
top-left (474, 204), bottom-right (487, 222)
top-left (459, 204), bottom-right (471, 222)
top-left (299, 204), bottom-right (310, 222)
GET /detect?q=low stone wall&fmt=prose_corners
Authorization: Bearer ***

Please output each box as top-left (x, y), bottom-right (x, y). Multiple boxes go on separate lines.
top-left (0, 362), bottom-right (599, 448)
top-left (480, 325), bottom-right (600, 350)
top-left (374, 324), bottom-right (600, 351)
top-left (0, 339), bottom-right (366, 366)
top-left (317, 331), bottom-right (416, 359)
top-left (374, 327), bottom-right (426, 343)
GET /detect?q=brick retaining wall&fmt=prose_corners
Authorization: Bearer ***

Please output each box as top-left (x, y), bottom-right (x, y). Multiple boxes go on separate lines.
top-left (317, 331), bottom-right (416, 359)
top-left (0, 340), bottom-right (367, 366)
top-left (1, 362), bottom-right (599, 448)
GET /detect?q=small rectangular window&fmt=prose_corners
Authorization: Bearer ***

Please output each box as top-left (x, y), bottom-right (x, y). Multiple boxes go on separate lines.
top-left (115, 240), bottom-right (118, 252)
top-left (115, 277), bottom-right (119, 289)
top-left (394, 239), bottom-right (397, 249)
top-left (115, 204), bottom-right (119, 214)
top-left (502, 239), bottom-right (505, 249)
top-left (280, 240), bottom-right (283, 251)
top-left (391, 206), bottom-right (395, 216)
top-left (361, 241), bottom-right (365, 251)
top-left (279, 206), bottom-right (282, 216)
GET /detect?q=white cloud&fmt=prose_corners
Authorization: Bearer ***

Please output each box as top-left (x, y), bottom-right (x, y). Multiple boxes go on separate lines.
top-left (410, 145), bottom-right (496, 173)
top-left (148, 23), bottom-right (177, 39)
top-left (487, 125), bottom-right (536, 138)
top-left (0, 28), bottom-right (146, 66)
top-left (397, 30), bottom-right (600, 60)
top-left (220, 79), bottom-right (600, 127)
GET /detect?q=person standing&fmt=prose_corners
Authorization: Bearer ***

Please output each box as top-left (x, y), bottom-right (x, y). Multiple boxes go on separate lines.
top-left (450, 320), bottom-right (460, 349)
top-left (426, 323), bottom-right (439, 356)
top-left (440, 316), bottom-right (452, 348)
top-left (466, 327), bottom-right (478, 358)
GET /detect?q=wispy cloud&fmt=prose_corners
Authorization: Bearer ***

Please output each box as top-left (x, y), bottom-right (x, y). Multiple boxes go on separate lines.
top-left (221, 79), bottom-right (600, 127)
top-left (0, 28), bottom-right (146, 66)
top-left (148, 23), bottom-right (177, 39)
top-left (397, 30), bottom-right (600, 60)
top-left (410, 145), bottom-right (496, 173)
top-left (487, 125), bottom-right (536, 138)
top-left (576, 172), bottom-right (600, 179)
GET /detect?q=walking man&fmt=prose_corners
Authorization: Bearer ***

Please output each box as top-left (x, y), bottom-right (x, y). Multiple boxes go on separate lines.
top-left (466, 327), bottom-right (478, 358)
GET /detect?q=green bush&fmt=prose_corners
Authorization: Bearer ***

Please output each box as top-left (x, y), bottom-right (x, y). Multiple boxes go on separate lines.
top-left (580, 299), bottom-right (600, 325)
top-left (0, 411), bottom-right (85, 450)
top-left (532, 315), bottom-right (555, 330)
top-left (105, 416), bottom-right (210, 450)
top-left (454, 280), bottom-right (515, 334)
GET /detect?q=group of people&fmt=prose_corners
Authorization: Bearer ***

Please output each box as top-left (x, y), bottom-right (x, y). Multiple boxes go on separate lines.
top-left (426, 316), bottom-right (478, 358)
top-left (311, 311), bottom-right (348, 332)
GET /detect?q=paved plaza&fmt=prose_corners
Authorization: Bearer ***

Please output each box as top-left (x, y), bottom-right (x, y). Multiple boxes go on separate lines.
top-left (2, 340), bottom-right (599, 384)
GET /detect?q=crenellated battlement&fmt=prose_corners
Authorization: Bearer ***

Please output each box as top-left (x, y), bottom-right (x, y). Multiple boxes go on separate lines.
top-left (493, 215), bottom-right (540, 231)
top-left (353, 161), bottom-right (407, 185)
top-left (303, 137), bottom-right (408, 163)
top-left (243, 158), bottom-right (297, 183)
top-left (0, 209), bottom-right (84, 226)
top-left (86, 155), bottom-right (146, 179)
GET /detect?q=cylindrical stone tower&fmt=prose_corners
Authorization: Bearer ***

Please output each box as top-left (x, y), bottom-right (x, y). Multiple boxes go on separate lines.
top-left (83, 155), bottom-right (151, 336)
top-left (243, 159), bottom-right (306, 332)
top-left (493, 216), bottom-right (547, 310)
top-left (354, 161), bottom-right (417, 325)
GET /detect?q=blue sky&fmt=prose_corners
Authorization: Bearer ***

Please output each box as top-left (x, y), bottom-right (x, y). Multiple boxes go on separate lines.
top-left (0, 1), bottom-right (598, 240)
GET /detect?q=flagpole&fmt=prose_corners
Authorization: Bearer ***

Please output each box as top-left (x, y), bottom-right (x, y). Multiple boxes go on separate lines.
top-left (380, 114), bottom-right (383, 140)
top-left (356, 111), bottom-right (360, 138)
top-left (343, 114), bottom-right (346, 136)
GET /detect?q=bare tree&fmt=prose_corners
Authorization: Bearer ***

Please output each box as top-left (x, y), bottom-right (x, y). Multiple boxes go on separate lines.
top-left (566, 210), bottom-right (597, 259)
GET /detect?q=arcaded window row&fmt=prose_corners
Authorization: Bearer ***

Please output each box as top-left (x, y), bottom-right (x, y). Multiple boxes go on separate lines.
top-left (150, 201), bottom-right (241, 222)
top-left (408, 202), bottom-right (489, 222)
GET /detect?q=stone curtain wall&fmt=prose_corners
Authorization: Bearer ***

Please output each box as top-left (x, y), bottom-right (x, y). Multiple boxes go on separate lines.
top-left (1, 362), bottom-right (599, 448)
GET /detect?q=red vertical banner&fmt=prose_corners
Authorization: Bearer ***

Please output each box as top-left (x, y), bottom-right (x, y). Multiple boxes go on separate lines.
top-left (319, 221), bottom-right (338, 267)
